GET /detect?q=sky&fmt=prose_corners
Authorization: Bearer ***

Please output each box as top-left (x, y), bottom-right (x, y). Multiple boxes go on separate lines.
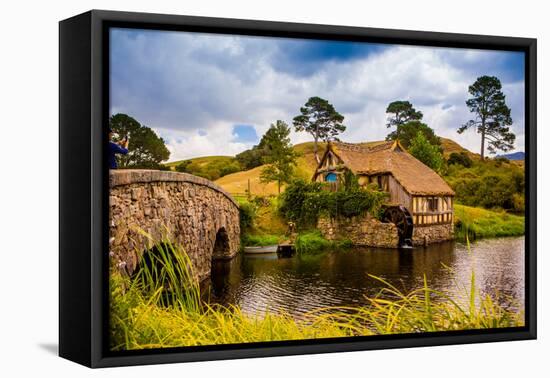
top-left (109, 28), bottom-right (525, 162)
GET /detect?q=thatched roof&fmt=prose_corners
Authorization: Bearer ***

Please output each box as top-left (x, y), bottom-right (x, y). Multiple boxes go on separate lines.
top-left (320, 140), bottom-right (455, 196)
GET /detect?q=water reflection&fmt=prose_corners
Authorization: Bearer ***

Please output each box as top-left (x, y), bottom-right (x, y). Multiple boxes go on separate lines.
top-left (207, 237), bottom-right (524, 318)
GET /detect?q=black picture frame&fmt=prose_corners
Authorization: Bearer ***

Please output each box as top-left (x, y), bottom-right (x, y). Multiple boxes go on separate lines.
top-left (59, 9), bottom-right (537, 368)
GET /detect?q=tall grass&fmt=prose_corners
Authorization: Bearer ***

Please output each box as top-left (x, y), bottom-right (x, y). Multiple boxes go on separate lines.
top-left (454, 204), bottom-right (525, 241)
top-left (110, 240), bottom-right (523, 351)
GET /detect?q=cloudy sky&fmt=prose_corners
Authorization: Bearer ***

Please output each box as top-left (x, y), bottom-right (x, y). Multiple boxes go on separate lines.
top-left (110, 28), bottom-right (525, 162)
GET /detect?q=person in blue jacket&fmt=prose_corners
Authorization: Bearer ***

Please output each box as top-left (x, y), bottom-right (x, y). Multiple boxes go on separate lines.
top-left (108, 128), bottom-right (129, 169)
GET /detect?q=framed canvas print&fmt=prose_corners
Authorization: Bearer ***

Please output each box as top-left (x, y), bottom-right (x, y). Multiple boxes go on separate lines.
top-left (59, 10), bottom-right (537, 368)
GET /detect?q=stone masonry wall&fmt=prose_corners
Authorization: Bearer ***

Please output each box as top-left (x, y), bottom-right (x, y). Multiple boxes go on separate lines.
top-left (109, 170), bottom-right (240, 282)
top-left (412, 224), bottom-right (454, 246)
top-left (318, 215), bottom-right (399, 248)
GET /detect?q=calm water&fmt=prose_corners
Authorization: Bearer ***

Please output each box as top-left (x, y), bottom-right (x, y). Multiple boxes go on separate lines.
top-left (207, 237), bottom-right (524, 317)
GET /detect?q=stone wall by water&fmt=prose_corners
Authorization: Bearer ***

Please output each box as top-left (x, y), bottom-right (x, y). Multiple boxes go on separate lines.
top-left (109, 170), bottom-right (240, 282)
top-left (318, 215), bottom-right (454, 248)
top-left (412, 224), bottom-right (454, 246)
top-left (317, 215), bottom-right (399, 248)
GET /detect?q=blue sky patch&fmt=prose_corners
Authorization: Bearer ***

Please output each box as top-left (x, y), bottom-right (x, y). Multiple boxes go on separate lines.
top-left (232, 124), bottom-right (258, 143)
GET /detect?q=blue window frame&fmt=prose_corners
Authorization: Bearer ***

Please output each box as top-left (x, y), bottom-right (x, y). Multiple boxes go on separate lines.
top-left (325, 172), bottom-right (337, 182)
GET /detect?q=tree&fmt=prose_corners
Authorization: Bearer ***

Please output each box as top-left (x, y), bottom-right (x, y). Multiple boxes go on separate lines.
top-left (259, 120), bottom-right (298, 193)
top-left (386, 100), bottom-right (423, 129)
top-left (458, 75), bottom-right (515, 159)
top-left (175, 160), bottom-right (192, 173)
top-left (385, 120), bottom-right (441, 149)
top-left (293, 97), bottom-right (346, 163)
top-left (235, 148), bottom-right (266, 170)
top-left (408, 131), bottom-right (444, 173)
top-left (109, 113), bottom-right (170, 168)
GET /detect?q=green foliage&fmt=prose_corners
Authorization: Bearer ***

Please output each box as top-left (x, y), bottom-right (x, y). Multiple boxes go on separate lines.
top-left (293, 96), bottom-right (346, 162)
top-left (236, 146), bottom-right (269, 170)
top-left (454, 204), bottom-right (525, 241)
top-left (386, 120), bottom-right (441, 149)
top-left (408, 131), bottom-right (445, 173)
top-left (236, 199), bottom-right (257, 231)
top-left (175, 160), bottom-right (191, 173)
top-left (316, 188), bottom-right (388, 218)
top-left (294, 230), bottom-right (352, 254)
top-left (459, 75), bottom-right (515, 158)
top-left (448, 151), bottom-right (473, 168)
top-left (295, 230), bottom-right (333, 254)
top-left (259, 120), bottom-right (298, 193)
top-left (109, 113), bottom-right (170, 168)
top-left (384, 101), bottom-right (440, 150)
top-left (279, 179), bottom-right (388, 228)
top-left (278, 179), bottom-right (324, 226)
top-left (242, 234), bottom-right (282, 247)
top-left (385, 100), bottom-right (423, 128)
top-left (444, 158), bottom-right (525, 212)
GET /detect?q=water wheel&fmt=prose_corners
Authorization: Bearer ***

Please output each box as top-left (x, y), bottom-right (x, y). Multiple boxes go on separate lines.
top-left (382, 205), bottom-right (414, 249)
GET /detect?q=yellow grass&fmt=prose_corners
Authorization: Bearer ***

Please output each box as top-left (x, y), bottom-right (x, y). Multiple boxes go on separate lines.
top-left (440, 137), bottom-right (479, 159)
top-left (216, 142), bottom-right (326, 196)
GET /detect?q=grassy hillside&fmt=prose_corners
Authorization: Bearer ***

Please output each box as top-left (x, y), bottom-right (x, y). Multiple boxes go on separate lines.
top-left (165, 155), bottom-right (236, 168)
top-left (440, 137), bottom-right (480, 159)
top-left (164, 155), bottom-right (241, 181)
top-left (216, 142), bottom-right (327, 196)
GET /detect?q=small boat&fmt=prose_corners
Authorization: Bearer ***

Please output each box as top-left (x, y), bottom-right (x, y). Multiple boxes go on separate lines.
top-left (243, 245), bottom-right (278, 254)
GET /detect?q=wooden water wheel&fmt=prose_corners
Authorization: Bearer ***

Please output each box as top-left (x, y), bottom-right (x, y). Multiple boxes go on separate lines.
top-left (382, 205), bottom-right (414, 249)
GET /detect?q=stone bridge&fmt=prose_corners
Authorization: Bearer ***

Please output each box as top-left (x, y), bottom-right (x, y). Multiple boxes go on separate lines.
top-left (109, 170), bottom-right (240, 281)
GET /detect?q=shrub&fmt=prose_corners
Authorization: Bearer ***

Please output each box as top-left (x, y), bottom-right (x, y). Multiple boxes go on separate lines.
top-left (237, 199), bottom-right (257, 231)
top-left (279, 178), bottom-right (387, 228)
top-left (444, 157), bottom-right (525, 211)
top-left (175, 160), bottom-right (192, 173)
top-left (448, 151), bottom-right (473, 168)
top-left (512, 193), bottom-right (525, 213)
top-left (279, 179), bottom-right (323, 226)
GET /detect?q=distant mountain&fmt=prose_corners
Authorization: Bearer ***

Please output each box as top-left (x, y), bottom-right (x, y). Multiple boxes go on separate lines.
top-left (497, 152), bottom-right (525, 160)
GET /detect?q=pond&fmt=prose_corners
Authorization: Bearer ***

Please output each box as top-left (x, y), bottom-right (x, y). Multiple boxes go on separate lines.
top-left (207, 236), bottom-right (524, 318)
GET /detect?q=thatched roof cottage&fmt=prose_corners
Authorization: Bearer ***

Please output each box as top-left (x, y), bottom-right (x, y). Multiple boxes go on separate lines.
top-left (313, 140), bottom-right (455, 245)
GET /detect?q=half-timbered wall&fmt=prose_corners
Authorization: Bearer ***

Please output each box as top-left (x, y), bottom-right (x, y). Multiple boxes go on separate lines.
top-left (412, 196), bottom-right (453, 225)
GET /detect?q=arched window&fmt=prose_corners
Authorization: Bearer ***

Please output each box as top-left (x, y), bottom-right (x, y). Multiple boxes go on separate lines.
top-left (325, 172), bottom-right (337, 182)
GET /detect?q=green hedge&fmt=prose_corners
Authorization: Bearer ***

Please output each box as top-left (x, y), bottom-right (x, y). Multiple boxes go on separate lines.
top-left (279, 178), bottom-right (387, 228)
